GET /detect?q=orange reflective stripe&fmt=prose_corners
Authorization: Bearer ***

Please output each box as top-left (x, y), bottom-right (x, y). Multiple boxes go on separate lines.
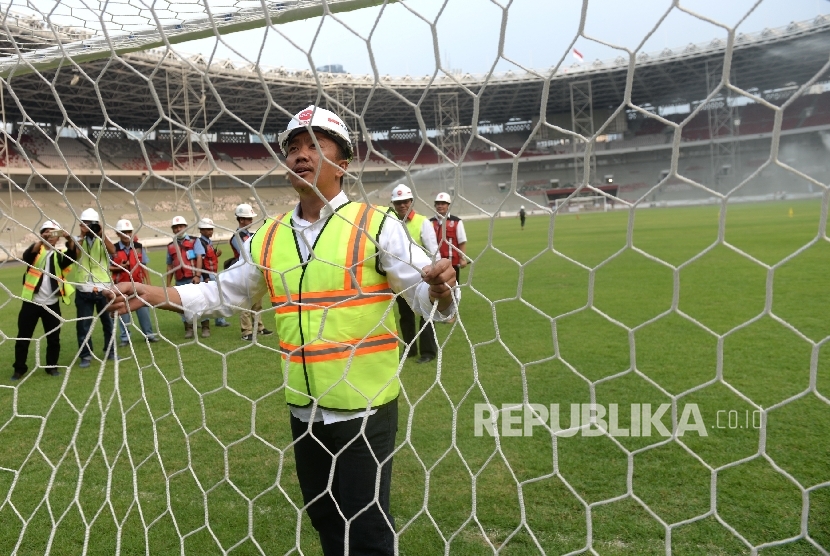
top-left (343, 204), bottom-right (371, 290)
top-left (273, 288), bottom-right (394, 314)
top-left (280, 333), bottom-right (398, 363)
top-left (260, 214), bottom-right (286, 296)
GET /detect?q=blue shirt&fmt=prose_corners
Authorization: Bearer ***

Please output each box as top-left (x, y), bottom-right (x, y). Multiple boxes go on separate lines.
top-left (166, 234), bottom-right (205, 265)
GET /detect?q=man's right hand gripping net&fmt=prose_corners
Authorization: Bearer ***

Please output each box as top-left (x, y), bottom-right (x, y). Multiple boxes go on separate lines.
top-left (0, 1), bottom-right (828, 554)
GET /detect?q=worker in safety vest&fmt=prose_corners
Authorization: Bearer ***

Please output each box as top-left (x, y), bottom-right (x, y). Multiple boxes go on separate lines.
top-left (111, 219), bottom-right (159, 346)
top-left (197, 217), bottom-right (229, 332)
top-left (231, 203), bottom-right (272, 341)
top-left (430, 192), bottom-right (468, 281)
top-left (389, 183), bottom-right (440, 364)
top-left (12, 220), bottom-right (76, 380)
top-left (166, 215), bottom-right (205, 339)
top-left (71, 208), bottom-right (124, 368)
top-left (106, 105), bottom-right (459, 556)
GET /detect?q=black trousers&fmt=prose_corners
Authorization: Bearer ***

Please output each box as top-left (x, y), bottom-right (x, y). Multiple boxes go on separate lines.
top-left (76, 290), bottom-right (114, 359)
top-left (395, 296), bottom-right (437, 358)
top-left (14, 300), bottom-right (62, 375)
top-left (291, 399), bottom-right (398, 556)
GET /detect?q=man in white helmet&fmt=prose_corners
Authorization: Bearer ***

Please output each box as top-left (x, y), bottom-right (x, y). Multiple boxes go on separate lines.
top-left (70, 207), bottom-right (122, 368)
top-left (430, 192), bottom-right (468, 280)
top-left (110, 219), bottom-right (158, 346)
top-left (12, 220), bottom-right (77, 380)
top-left (197, 217), bottom-right (229, 333)
top-left (389, 184), bottom-right (440, 364)
top-left (518, 205), bottom-right (527, 230)
top-left (107, 105), bottom-right (459, 556)
top-left (230, 203), bottom-right (272, 341)
top-left (166, 215), bottom-right (205, 339)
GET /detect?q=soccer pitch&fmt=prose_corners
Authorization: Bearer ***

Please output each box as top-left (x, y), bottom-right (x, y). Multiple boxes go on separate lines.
top-left (0, 199), bottom-right (828, 555)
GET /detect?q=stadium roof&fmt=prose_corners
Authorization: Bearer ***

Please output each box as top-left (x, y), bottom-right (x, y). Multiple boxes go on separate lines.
top-left (1, 12), bottom-right (829, 135)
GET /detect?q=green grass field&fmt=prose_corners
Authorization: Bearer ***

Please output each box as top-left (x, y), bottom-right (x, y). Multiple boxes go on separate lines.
top-left (0, 199), bottom-right (828, 555)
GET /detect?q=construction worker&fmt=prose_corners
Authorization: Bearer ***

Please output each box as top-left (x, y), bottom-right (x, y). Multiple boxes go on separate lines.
top-left (231, 203), bottom-right (272, 341)
top-left (389, 184), bottom-right (440, 363)
top-left (111, 219), bottom-right (159, 345)
top-left (71, 207), bottom-right (123, 368)
top-left (197, 217), bottom-right (229, 332)
top-left (107, 105), bottom-right (458, 556)
top-left (12, 220), bottom-right (76, 380)
top-left (166, 215), bottom-right (205, 339)
top-left (431, 192), bottom-right (468, 281)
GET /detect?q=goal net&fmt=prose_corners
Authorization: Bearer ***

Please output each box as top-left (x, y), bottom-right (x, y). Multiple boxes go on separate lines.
top-left (0, 1), bottom-right (829, 554)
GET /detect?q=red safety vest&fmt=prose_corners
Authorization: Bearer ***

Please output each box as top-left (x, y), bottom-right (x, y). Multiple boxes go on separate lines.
top-left (431, 215), bottom-right (462, 266)
top-left (200, 237), bottom-right (219, 273)
top-left (112, 243), bottom-right (146, 284)
top-left (230, 228), bottom-right (251, 259)
top-left (167, 237), bottom-right (198, 280)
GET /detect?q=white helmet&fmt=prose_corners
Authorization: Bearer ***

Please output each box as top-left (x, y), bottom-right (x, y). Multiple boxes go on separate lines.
top-left (278, 105), bottom-right (354, 162)
top-left (520, 205), bottom-right (525, 209)
top-left (435, 192), bottom-right (452, 204)
top-left (80, 208), bottom-right (100, 222)
top-left (391, 184), bottom-right (413, 202)
top-left (40, 219), bottom-right (60, 232)
top-left (197, 218), bottom-right (215, 229)
top-left (115, 219), bottom-right (134, 232)
top-left (171, 215), bottom-right (188, 227)
top-left (235, 204), bottom-right (257, 219)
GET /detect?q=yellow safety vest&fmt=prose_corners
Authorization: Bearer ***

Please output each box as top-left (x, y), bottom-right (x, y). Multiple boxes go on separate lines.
top-left (22, 246), bottom-right (74, 304)
top-left (405, 212), bottom-right (427, 248)
top-left (250, 202), bottom-right (399, 410)
top-left (69, 236), bottom-right (111, 287)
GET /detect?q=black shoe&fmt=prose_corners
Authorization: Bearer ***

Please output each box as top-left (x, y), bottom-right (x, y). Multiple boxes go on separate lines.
top-left (11, 371), bottom-right (24, 381)
top-left (242, 334), bottom-right (253, 341)
top-left (259, 329), bottom-right (274, 336)
top-left (147, 336), bottom-right (160, 343)
top-left (417, 355), bottom-right (435, 364)
top-left (45, 369), bottom-right (60, 377)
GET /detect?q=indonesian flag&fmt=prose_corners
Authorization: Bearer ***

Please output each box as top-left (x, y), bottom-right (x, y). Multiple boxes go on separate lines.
top-left (572, 48), bottom-right (584, 63)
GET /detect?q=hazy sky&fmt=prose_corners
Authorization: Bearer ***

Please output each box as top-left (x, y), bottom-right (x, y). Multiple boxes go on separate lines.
top-left (175, 0), bottom-right (830, 76)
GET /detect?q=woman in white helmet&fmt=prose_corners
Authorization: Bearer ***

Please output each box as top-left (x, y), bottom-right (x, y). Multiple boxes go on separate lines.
top-left (69, 208), bottom-right (123, 368)
top-left (107, 105), bottom-right (459, 556)
top-left (12, 220), bottom-right (77, 380)
top-left (111, 219), bottom-right (159, 345)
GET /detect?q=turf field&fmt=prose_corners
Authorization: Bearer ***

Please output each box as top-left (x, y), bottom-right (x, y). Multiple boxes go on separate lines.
top-left (0, 199), bottom-right (828, 555)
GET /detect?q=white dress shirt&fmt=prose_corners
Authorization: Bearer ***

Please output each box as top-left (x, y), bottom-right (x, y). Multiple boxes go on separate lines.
top-left (175, 192), bottom-right (459, 424)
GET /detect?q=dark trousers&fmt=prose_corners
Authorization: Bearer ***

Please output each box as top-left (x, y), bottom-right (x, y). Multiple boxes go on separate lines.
top-left (14, 300), bottom-right (62, 375)
top-left (395, 296), bottom-right (437, 358)
top-left (291, 399), bottom-right (398, 556)
top-left (75, 290), bottom-right (114, 360)
top-left (454, 265), bottom-right (462, 283)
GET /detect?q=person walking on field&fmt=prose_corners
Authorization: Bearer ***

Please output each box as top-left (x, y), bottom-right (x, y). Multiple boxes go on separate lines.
top-left (106, 105), bottom-right (459, 556)
top-left (230, 203), bottom-right (272, 341)
top-left (519, 205), bottom-right (527, 230)
top-left (72, 208), bottom-right (125, 368)
top-left (430, 192), bottom-right (468, 280)
top-left (12, 220), bottom-right (77, 380)
top-left (197, 217), bottom-right (230, 334)
top-left (389, 184), bottom-right (440, 364)
top-left (166, 215), bottom-right (205, 339)
top-left (111, 219), bottom-right (159, 346)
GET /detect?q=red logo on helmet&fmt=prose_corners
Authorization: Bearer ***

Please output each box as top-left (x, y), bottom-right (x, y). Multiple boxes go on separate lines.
top-left (298, 110), bottom-right (313, 122)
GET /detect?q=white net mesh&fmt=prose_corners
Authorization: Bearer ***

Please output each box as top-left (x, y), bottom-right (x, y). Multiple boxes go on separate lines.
top-left (0, 0), bottom-right (829, 554)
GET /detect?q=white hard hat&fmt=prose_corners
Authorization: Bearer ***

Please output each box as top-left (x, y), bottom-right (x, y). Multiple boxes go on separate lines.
top-left (115, 219), bottom-right (133, 232)
top-left (235, 204), bottom-right (257, 219)
top-left (278, 105), bottom-right (354, 162)
top-left (171, 215), bottom-right (188, 227)
top-left (435, 192), bottom-right (452, 204)
top-left (40, 219), bottom-right (60, 231)
top-left (391, 184), bottom-right (413, 202)
top-left (197, 218), bottom-right (215, 229)
top-left (80, 208), bottom-right (100, 222)
top-left (520, 205), bottom-right (525, 209)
